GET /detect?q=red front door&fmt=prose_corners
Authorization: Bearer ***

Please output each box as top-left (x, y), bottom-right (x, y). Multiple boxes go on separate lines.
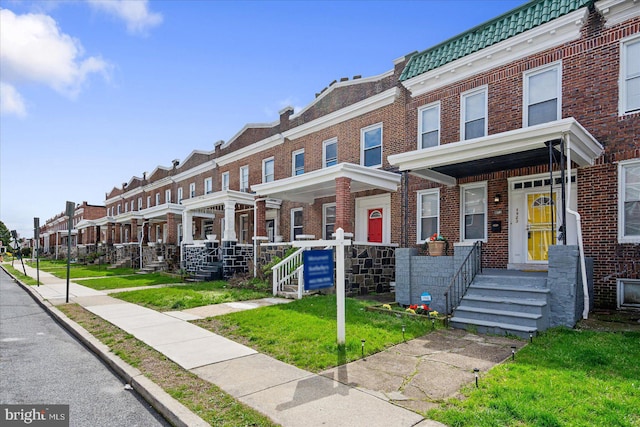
top-left (368, 209), bottom-right (383, 243)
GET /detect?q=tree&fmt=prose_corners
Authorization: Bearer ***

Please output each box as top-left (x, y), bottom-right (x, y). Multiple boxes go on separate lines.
top-left (0, 221), bottom-right (11, 249)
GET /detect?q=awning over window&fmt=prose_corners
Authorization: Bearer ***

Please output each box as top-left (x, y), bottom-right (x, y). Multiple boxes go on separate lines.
top-left (252, 163), bottom-right (401, 203)
top-left (388, 118), bottom-right (603, 186)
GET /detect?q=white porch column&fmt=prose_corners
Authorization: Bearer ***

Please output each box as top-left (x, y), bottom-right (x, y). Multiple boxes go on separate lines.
top-left (223, 200), bottom-right (237, 241)
top-left (182, 210), bottom-right (194, 244)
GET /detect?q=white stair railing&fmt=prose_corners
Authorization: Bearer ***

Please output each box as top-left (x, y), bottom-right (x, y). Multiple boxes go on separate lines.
top-left (271, 247), bottom-right (305, 297)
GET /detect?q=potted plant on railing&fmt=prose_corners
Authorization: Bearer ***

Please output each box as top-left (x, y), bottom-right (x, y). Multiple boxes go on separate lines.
top-left (424, 233), bottom-right (448, 256)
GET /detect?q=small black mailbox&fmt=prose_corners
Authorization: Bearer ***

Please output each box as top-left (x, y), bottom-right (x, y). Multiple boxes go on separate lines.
top-left (491, 220), bottom-right (502, 233)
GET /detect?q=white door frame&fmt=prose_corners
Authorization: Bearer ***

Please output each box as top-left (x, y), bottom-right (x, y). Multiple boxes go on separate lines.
top-left (354, 194), bottom-right (391, 244)
top-left (508, 171), bottom-right (577, 268)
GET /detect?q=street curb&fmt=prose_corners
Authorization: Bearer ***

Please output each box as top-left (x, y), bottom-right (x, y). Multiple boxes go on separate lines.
top-left (1, 265), bottom-right (210, 427)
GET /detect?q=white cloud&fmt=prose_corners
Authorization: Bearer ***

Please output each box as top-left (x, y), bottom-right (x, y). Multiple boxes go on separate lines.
top-left (0, 8), bottom-right (110, 115)
top-left (87, 0), bottom-right (163, 35)
top-left (0, 82), bottom-right (27, 118)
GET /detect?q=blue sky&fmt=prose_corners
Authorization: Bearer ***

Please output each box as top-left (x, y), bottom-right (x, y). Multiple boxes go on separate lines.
top-left (1, 0), bottom-right (527, 239)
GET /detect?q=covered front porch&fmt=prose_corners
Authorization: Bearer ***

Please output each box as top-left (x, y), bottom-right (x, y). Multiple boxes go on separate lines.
top-left (253, 162), bottom-right (402, 296)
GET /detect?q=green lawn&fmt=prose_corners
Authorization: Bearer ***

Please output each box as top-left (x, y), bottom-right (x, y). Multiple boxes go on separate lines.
top-left (428, 328), bottom-right (640, 426)
top-left (2, 264), bottom-right (41, 286)
top-left (75, 273), bottom-right (184, 290)
top-left (193, 295), bottom-right (436, 372)
top-left (112, 281), bottom-right (271, 311)
top-left (48, 265), bottom-right (135, 279)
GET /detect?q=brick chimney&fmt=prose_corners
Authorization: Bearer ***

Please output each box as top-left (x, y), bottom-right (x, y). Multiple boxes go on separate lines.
top-left (279, 106), bottom-right (294, 132)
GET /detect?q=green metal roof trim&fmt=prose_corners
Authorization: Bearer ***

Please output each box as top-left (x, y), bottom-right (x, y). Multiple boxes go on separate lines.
top-left (399, 0), bottom-right (593, 82)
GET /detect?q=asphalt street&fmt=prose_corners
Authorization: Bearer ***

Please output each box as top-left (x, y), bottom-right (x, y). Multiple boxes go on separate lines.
top-left (0, 268), bottom-right (170, 427)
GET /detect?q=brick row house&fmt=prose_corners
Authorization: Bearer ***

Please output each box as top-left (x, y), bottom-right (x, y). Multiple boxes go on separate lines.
top-left (72, 0), bottom-right (637, 334)
top-left (40, 201), bottom-right (106, 259)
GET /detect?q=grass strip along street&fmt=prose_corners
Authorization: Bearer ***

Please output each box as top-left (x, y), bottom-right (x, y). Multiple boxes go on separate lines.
top-left (58, 304), bottom-right (277, 427)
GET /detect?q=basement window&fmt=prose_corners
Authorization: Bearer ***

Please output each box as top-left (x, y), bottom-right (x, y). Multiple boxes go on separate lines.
top-left (618, 279), bottom-right (640, 309)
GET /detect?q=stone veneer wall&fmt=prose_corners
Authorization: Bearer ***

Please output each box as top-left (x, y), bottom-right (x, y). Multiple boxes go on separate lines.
top-left (346, 244), bottom-right (396, 295)
top-left (182, 241), bottom-right (220, 274)
top-left (222, 241), bottom-right (253, 279)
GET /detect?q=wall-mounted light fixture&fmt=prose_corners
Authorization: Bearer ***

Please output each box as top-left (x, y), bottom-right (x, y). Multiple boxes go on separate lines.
top-left (494, 194), bottom-right (501, 204)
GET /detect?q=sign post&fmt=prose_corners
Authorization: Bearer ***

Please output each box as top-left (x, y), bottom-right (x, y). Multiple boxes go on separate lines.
top-left (65, 201), bottom-right (74, 303)
top-left (292, 227), bottom-right (351, 346)
top-left (34, 218), bottom-right (40, 287)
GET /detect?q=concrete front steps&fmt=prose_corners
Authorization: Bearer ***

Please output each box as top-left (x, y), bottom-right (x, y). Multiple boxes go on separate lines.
top-left (185, 263), bottom-right (223, 282)
top-left (137, 261), bottom-right (167, 274)
top-left (450, 271), bottom-right (550, 339)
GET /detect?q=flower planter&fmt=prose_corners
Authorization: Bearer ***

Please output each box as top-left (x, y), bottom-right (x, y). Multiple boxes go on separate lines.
top-left (427, 240), bottom-right (446, 256)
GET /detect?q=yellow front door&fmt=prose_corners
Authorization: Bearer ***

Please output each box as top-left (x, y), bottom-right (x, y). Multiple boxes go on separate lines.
top-left (527, 193), bottom-right (556, 261)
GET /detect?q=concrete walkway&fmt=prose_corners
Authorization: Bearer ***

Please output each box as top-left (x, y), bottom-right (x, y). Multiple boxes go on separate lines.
top-left (8, 263), bottom-right (523, 426)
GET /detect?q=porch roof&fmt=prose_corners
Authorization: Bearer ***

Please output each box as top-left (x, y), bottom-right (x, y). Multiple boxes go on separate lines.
top-left (387, 118), bottom-right (603, 186)
top-left (180, 189), bottom-right (255, 212)
top-left (252, 163), bottom-right (402, 203)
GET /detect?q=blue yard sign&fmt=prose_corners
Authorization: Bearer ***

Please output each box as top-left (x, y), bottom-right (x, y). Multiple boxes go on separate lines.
top-left (303, 249), bottom-right (334, 291)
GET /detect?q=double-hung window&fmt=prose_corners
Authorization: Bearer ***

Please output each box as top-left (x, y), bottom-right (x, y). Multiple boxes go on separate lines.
top-left (189, 183), bottom-right (196, 198)
top-left (292, 149), bottom-right (304, 176)
top-left (621, 36), bottom-right (640, 115)
top-left (461, 87), bottom-right (487, 140)
top-left (204, 177), bottom-right (213, 194)
top-left (177, 188), bottom-right (183, 204)
top-left (138, 197), bottom-right (142, 211)
top-left (221, 172), bottom-right (229, 191)
top-left (323, 138), bottom-right (337, 168)
top-left (239, 215), bottom-right (249, 243)
top-left (291, 208), bottom-right (303, 240)
top-left (263, 158), bottom-right (274, 183)
top-left (165, 189), bottom-right (172, 203)
top-left (323, 203), bottom-right (336, 240)
top-left (619, 159), bottom-right (640, 242)
top-left (418, 189), bottom-right (439, 242)
top-left (418, 102), bottom-right (440, 148)
top-left (525, 63), bottom-right (561, 126)
top-left (155, 193), bottom-right (160, 206)
top-left (146, 196), bottom-right (151, 208)
top-left (361, 123), bottom-right (382, 167)
top-left (461, 183), bottom-right (487, 241)
top-left (240, 166), bottom-right (249, 192)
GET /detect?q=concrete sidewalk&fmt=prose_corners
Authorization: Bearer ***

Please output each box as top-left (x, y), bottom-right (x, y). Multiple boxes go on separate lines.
top-left (8, 263), bottom-right (521, 426)
top-left (9, 264), bottom-right (436, 426)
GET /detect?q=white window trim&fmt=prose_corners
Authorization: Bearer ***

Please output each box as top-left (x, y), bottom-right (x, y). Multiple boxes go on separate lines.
top-left (323, 138), bottom-right (338, 168)
top-left (418, 101), bottom-right (441, 149)
top-left (239, 214), bottom-right (249, 243)
top-left (620, 34), bottom-right (640, 116)
top-left (189, 182), bottom-right (196, 198)
top-left (322, 202), bottom-right (336, 240)
top-left (292, 149), bottom-right (304, 176)
top-left (460, 86), bottom-right (488, 140)
top-left (417, 189), bottom-right (440, 244)
top-left (291, 208), bottom-right (303, 241)
top-left (165, 189), bottom-right (172, 203)
top-left (155, 193), bottom-right (160, 206)
top-left (523, 61), bottom-right (562, 126)
top-left (618, 158), bottom-right (640, 243)
top-left (360, 122), bottom-right (383, 168)
top-left (138, 197), bottom-right (142, 211)
top-left (262, 157), bottom-right (275, 183)
top-left (204, 177), bottom-right (213, 194)
top-left (147, 196), bottom-right (151, 208)
top-left (221, 172), bottom-right (229, 191)
top-left (177, 187), bottom-right (183, 203)
top-left (240, 166), bottom-right (249, 192)
top-left (460, 181), bottom-right (488, 243)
